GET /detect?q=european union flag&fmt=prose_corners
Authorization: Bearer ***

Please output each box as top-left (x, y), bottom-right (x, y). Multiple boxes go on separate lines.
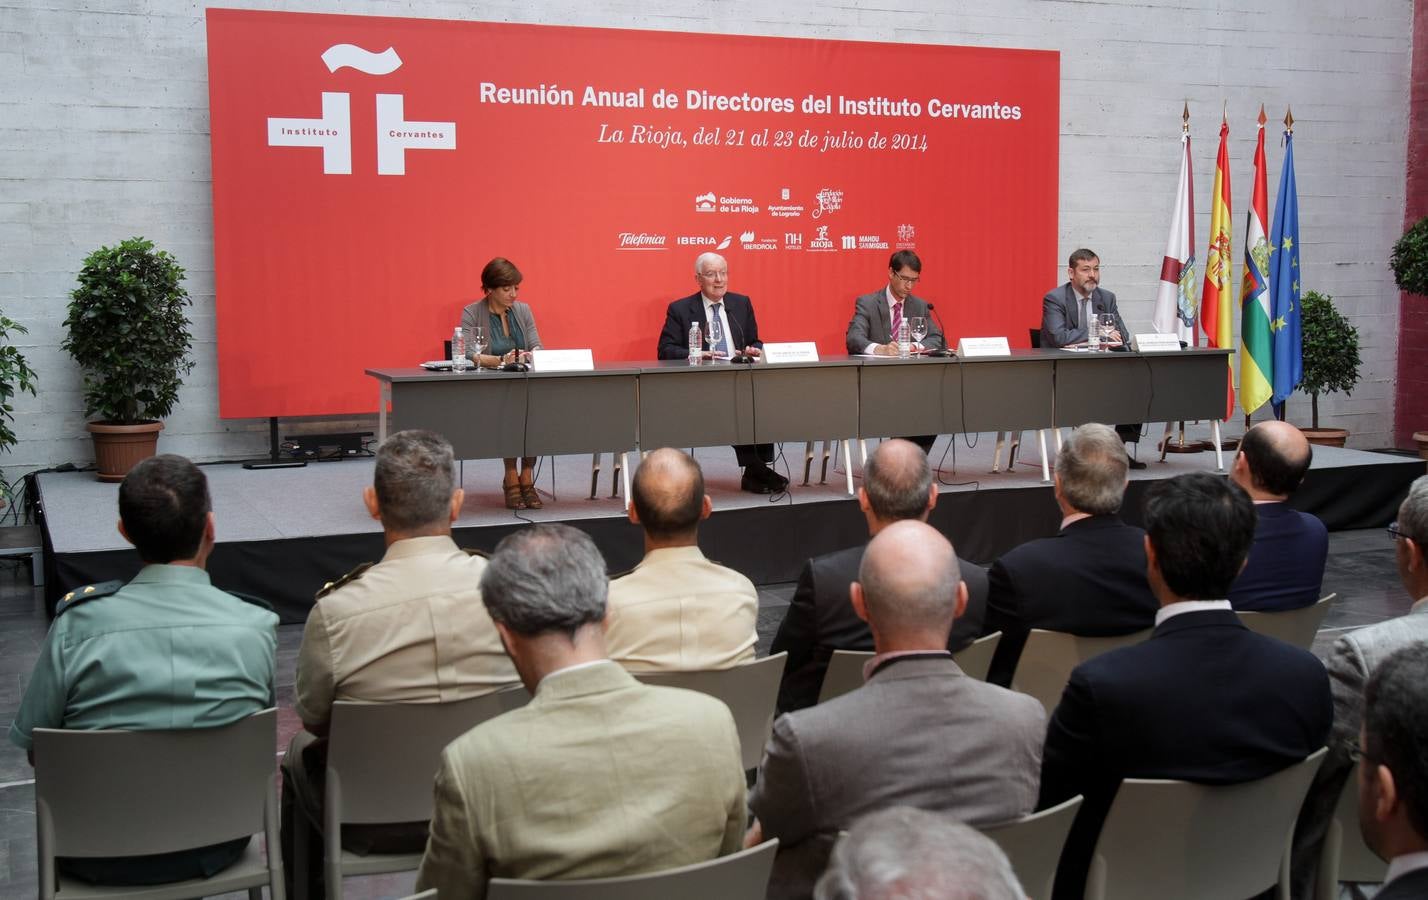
top-left (1269, 130), bottom-right (1301, 414)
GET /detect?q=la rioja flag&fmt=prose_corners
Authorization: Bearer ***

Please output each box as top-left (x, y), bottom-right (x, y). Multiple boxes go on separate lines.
top-left (1152, 115), bottom-right (1197, 343)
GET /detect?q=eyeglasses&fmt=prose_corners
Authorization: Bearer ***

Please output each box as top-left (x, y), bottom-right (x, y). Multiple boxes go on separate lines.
top-left (697, 271), bottom-right (727, 281)
top-left (1388, 522), bottom-right (1415, 543)
top-left (891, 272), bottom-right (920, 285)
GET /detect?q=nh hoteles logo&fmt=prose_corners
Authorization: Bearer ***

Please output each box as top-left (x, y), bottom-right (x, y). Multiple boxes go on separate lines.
top-left (267, 44), bottom-right (456, 175)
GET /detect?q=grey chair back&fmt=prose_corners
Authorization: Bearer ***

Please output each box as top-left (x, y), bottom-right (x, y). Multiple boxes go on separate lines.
top-left (1012, 628), bottom-right (1153, 715)
top-left (1238, 593), bottom-right (1336, 650)
top-left (980, 795), bottom-right (1083, 900)
top-left (486, 839), bottom-right (778, 899)
top-left (817, 632), bottom-right (1003, 704)
top-left (1086, 747), bottom-right (1328, 900)
top-left (634, 653), bottom-right (786, 770)
top-left (33, 708), bottom-right (283, 900)
top-left (1314, 761), bottom-right (1387, 899)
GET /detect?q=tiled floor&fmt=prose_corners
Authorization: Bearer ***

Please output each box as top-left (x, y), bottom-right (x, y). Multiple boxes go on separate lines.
top-left (0, 529), bottom-right (1410, 898)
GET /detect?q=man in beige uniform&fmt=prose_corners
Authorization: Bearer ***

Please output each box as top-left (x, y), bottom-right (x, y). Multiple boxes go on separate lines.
top-left (416, 523), bottom-right (748, 900)
top-left (282, 429), bottom-right (517, 896)
top-left (605, 448), bottom-right (758, 671)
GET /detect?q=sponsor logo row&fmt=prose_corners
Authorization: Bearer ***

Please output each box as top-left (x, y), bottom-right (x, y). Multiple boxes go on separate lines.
top-left (694, 187), bottom-right (839, 219)
top-left (617, 224), bottom-right (916, 252)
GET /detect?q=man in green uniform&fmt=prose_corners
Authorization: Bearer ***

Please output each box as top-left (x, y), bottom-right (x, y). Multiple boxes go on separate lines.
top-left (10, 453), bottom-right (278, 885)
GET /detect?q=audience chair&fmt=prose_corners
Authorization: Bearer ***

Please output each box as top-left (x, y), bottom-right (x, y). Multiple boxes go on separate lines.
top-left (34, 708), bottom-right (283, 900)
top-left (1011, 629), bottom-right (1153, 716)
top-left (486, 838), bottom-right (778, 900)
top-left (634, 653), bottom-right (786, 770)
top-left (980, 795), bottom-right (1083, 900)
top-left (298, 686), bottom-right (531, 900)
top-left (1314, 762), bottom-right (1387, 900)
top-left (816, 632), bottom-right (1003, 705)
top-left (1237, 593), bottom-right (1337, 650)
top-left (1084, 747), bottom-right (1328, 900)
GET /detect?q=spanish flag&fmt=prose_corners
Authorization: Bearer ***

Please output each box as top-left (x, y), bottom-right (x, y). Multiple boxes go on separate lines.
top-left (1239, 107), bottom-right (1274, 415)
top-left (1200, 115), bottom-right (1235, 420)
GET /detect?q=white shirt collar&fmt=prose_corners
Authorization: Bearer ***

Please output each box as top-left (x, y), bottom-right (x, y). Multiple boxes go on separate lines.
top-left (1155, 599), bottom-right (1233, 627)
top-left (1384, 850), bottom-right (1428, 888)
top-left (885, 285), bottom-right (903, 308)
top-left (537, 658), bottom-right (616, 690)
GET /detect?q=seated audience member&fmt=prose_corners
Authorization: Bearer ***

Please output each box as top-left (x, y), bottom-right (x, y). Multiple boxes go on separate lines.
top-left (770, 438), bottom-right (988, 713)
top-left (605, 448), bottom-right (757, 671)
top-left (1356, 644), bottom-right (1428, 900)
top-left (415, 523), bottom-right (747, 900)
top-left (749, 520), bottom-right (1045, 900)
top-left (1227, 418), bottom-right (1328, 611)
top-left (1038, 472), bottom-right (1332, 900)
top-left (982, 422), bottom-right (1157, 687)
top-left (10, 454), bottom-right (277, 885)
top-left (283, 430), bottom-right (517, 896)
top-left (1290, 473), bottom-right (1428, 898)
top-left (814, 806), bottom-right (1026, 900)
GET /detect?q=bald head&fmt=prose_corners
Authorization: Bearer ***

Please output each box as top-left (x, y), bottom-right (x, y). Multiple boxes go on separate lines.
top-left (856, 520), bottom-right (962, 644)
top-left (630, 448), bottom-right (706, 541)
top-left (1235, 419), bottom-right (1312, 499)
top-left (862, 439), bottom-right (935, 523)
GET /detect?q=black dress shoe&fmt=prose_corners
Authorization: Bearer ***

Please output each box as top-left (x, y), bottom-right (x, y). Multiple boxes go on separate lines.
top-left (761, 467), bottom-right (790, 490)
top-left (1128, 458), bottom-right (1147, 470)
top-left (741, 471), bottom-right (775, 493)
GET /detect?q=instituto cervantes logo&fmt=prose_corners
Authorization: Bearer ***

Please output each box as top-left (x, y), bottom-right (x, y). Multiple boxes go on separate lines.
top-left (267, 43), bottom-right (456, 175)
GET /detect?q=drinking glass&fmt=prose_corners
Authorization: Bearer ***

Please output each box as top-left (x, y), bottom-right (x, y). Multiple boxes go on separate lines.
top-left (707, 316), bottom-right (725, 360)
top-left (908, 316), bottom-right (928, 350)
top-left (1096, 313), bottom-right (1117, 351)
top-left (469, 324), bottom-right (488, 372)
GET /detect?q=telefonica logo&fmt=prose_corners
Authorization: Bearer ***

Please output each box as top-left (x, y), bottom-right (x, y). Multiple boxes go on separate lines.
top-left (267, 43), bottom-right (457, 175)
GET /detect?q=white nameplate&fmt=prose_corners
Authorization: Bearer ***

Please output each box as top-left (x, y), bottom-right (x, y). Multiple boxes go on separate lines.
top-left (956, 336), bottom-right (1011, 357)
top-left (530, 349), bottom-right (594, 371)
top-left (1132, 333), bottom-right (1182, 352)
top-left (761, 342), bottom-right (820, 364)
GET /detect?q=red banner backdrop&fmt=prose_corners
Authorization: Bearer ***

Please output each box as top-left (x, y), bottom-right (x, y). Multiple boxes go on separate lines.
top-left (207, 9), bottom-right (1058, 418)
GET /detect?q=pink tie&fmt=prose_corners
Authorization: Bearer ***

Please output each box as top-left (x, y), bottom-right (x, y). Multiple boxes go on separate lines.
top-left (891, 302), bottom-right (903, 340)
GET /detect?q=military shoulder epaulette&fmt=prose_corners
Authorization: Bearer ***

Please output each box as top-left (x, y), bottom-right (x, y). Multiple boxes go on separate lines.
top-left (55, 580), bottom-right (124, 617)
top-left (224, 590), bottom-right (275, 612)
top-left (315, 562), bottom-right (374, 600)
top-left (462, 547), bottom-right (492, 560)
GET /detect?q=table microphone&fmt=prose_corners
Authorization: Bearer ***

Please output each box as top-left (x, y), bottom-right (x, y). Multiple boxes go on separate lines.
top-left (923, 303), bottom-right (957, 357)
top-left (728, 312), bottom-right (756, 364)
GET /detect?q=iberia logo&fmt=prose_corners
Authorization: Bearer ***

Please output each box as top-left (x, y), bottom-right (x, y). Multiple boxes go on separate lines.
top-left (266, 44), bottom-right (456, 175)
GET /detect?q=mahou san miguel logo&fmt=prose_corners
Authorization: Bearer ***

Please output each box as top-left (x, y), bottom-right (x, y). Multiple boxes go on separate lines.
top-left (266, 44), bottom-right (456, 175)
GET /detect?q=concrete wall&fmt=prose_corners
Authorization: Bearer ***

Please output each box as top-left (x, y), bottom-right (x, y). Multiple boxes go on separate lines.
top-left (1, 0), bottom-right (1412, 477)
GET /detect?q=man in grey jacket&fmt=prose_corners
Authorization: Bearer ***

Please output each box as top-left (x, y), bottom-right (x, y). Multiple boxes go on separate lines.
top-left (748, 519), bottom-right (1045, 900)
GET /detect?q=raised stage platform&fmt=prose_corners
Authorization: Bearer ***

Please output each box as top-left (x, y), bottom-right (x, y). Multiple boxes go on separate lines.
top-left (36, 431), bottom-right (1424, 623)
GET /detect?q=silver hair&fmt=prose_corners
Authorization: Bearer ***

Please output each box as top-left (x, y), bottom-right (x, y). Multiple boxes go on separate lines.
top-left (863, 439), bottom-right (933, 521)
top-left (1055, 422), bottom-right (1129, 515)
top-left (372, 429), bottom-right (456, 532)
top-left (814, 807), bottom-right (1024, 900)
top-left (1400, 474), bottom-right (1428, 543)
top-left (480, 524), bottom-right (608, 636)
top-left (694, 251), bottom-right (727, 275)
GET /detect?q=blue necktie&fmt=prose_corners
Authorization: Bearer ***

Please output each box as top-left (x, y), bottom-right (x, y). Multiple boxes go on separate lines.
top-left (710, 303), bottom-right (730, 356)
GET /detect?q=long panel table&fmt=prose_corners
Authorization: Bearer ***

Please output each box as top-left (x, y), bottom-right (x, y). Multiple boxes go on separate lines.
top-left (367, 348), bottom-right (1231, 494)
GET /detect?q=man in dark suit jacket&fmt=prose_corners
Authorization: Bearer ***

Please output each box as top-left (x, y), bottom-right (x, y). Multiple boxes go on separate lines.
top-left (845, 250), bottom-right (946, 453)
top-left (1356, 646), bottom-right (1428, 900)
top-left (770, 438), bottom-right (987, 714)
top-left (749, 520), bottom-right (1046, 900)
top-left (982, 423), bottom-right (1157, 688)
top-left (656, 252), bottom-right (785, 493)
top-left (1227, 419), bottom-right (1328, 612)
top-left (1040, 248), bottom-right (1142, 462)
top-left (1039, 472), bottom-right (1332, 900)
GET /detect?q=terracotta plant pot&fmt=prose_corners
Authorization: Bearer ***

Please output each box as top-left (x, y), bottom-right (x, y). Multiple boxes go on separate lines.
top-left (1299, 427), bottom-right (1348, 448)
top-left (87, 421), bottom-right (163, 482)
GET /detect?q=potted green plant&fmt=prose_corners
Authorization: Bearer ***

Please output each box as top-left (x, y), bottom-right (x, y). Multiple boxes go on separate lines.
top-left (1297, 289), bottom-right (1361, 448)
top-left (0, 313), bottom-right (38, 500)
top-left (62, 237), bottom-right (195, 481)
top-left (1391, 216), bottom-right (1428, 457)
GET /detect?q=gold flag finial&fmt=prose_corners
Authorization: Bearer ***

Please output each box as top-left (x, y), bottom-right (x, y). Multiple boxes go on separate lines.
top-left (1257, 104), bottom-right (1266, 127)
top-left (1182, 102), bottom-right (1190, 133)
top-left (1284, 106), bottom-right (1294, 132)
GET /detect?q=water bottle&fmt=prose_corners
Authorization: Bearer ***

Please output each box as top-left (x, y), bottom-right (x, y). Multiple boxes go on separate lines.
top-left (452, 327), bottom-right (467, 372)
top-left (688, 323), bottom-right (702, 365)
top-left (897, 317), bottom-right (911, 359)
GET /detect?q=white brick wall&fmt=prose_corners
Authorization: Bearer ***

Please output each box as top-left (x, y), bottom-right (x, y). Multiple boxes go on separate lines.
top-left (0, 0), bottom-right (1411, 476)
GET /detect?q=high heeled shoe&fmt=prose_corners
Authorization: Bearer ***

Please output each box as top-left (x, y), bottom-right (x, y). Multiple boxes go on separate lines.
top-left (520, 483), bottom-right (543, 509)
top-left (503, 481), bottom-right (526, 510)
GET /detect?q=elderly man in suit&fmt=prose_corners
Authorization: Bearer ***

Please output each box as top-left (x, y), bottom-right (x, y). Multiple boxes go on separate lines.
top-left (1289, 473), bottom-right (1428, 898)
top-left (770, 438), bottom-right (989, 713)
top-left (1040, 248), bottom-right (1143, 464)
top-left (749, 519), bottom-right (1046, 900)
top-left (605, 448), bottom-right (758, 671)
top-left (845, 250), bottom-right (946, 453)
top-left (1039, 472), bottom-right (1332, 900)
top-left (656, 252), bottom-right (786, 493)
top-left (415, 524), bottom-right (747, 900)
top-left (981, 422), bottom-right (1158, 687)
top-left (1356, 646), bottom-right (1428, 900)
top-left (1227, 419), bottom-right (1328, 611)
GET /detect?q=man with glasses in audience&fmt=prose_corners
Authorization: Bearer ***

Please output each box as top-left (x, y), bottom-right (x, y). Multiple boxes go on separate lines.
top-left (1289, 474), bottom-right (1428, 898)
top-left (1355, 645), bottom-right (1428, 900)
top-left (845, 250), bottom-right (946, 453)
